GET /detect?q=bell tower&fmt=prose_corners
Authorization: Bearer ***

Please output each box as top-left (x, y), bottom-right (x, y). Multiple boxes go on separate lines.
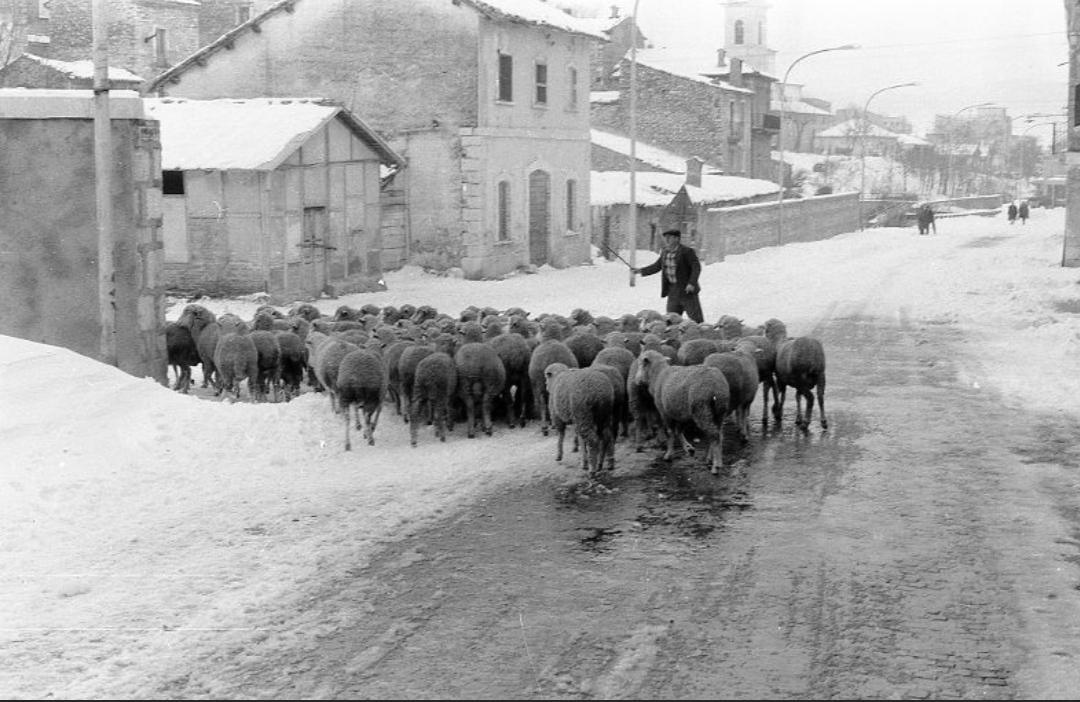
top-left (722, 1), bottom-right (776, 75)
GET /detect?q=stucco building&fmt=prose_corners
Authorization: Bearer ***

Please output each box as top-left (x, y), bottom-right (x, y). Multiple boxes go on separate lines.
top-left (143, 0), bottom-right (605, 280)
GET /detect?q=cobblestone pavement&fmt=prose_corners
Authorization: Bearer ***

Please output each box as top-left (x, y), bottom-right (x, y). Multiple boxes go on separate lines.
top-left (138, 299), bottom-right (1080, 699)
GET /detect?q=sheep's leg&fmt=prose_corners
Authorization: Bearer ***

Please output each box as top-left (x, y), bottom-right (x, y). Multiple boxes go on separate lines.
top-left (344, 404), bottom-right (353, 451)
top-left (369, 404), bottom-right (382, 445)
top-left (817, 377), bottom-right (828, 430)
top-left (709, 434), bottom-right (723, 475)
top-left (482, 391), bottom-right (494, 436)
top-left (538, 389), bottom-right (551, 437)
top-left (464, 392), bottom-right (477, 439)
top-left (772, 384), bottom-right (786, 424)
top-left (662, 421), bottom-right (676, 461)
top-left (555, 420), bottom-right (566, 461)
top-left (409, 396), bottom-right (421, 447)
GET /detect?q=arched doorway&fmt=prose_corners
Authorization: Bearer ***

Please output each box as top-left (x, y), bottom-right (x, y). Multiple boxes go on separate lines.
top-left (528, 170), bottom-right (550, 265)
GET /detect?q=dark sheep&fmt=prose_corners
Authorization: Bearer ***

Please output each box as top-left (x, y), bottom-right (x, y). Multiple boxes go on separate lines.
top-left (489, 329), bottom-right (533, 428)
top-left (544, 363), bottom-right (615, 477)
top-left (213, 332), bottom-right (260, 401)
top-left (626, 354), bottom-right (664, 452)
top-left (289, 302), bottom-right (322, 322)
top-left (527, 337), bottom-right (579, 436)
top-left (254, 304), bottom-right (284, 320)
top-left (177, 304), bottom-right (220, 390)
top-left (217, 313), bottom-right (248, 336)
top-left (251, 311), bottom-right (277, 331)
top-left (248, 330), bottom-right (282, 402)
top-left (383, 339), bottom-right (417, 416)
top-left (633, 349), bottom-right (730, 475)
top-left (454, 340), bottom-right (507, 438)
top-left (774, 333), bottom-right (828, 432)
top-left (397, 343), bottom-right (436, 423)
top-left (592, 346), bottom-right (636, 438)
top-left (359, 303), bottom-right (382, 318)
top-left (165, 321), bottom-right (200, 393)
top-left (703, 340), bottom-right (760, 441)
top-left (410, 350), bottom-right (458, 447)
top-left (305, 331), bottom-right (359, 414)
top-left (564, 330), bottom-right (604, 368)
top-left (274, 330), bottom-right (306, 401)
top-left (337, 348), bottom-right (386, 449)
top-left (334, 305), bottom-right (362, 322)
top-left (590, 361), bottom-right (628, 461)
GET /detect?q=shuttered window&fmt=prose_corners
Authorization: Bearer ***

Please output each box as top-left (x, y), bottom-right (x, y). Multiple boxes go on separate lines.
top-left (498, 181), bottom-right (511, 241)
top-left (498, 52), bottom-right (513, 102)
top-left (535, 62), bottom-right (548, 105)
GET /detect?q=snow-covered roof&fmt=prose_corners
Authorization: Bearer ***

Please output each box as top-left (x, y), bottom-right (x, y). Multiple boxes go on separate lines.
top-left (591, 128), bottom-right (722, 175)
top-left (148, 0), bottom-right (605, 93)
top-left (770, 98), bottom-right (832, 116)
top-left (574, 13), bottom-right (629, 35)
top-left (461, 0), bottom-right (609, 40)
top-left (898, 133), bottom-right (931, 147)
top-left (590, 90), bottom-right (620, 104)
top-left (144, 97), bottom-right (404, 171)
top-left (591, 170), bottom-right (779, 207)
top-left (18, 53), bottom-right (143, 82)
top-left (817, 119), bottom-right (901, 139)
top-left (632, 49), bottom-right (753, 95)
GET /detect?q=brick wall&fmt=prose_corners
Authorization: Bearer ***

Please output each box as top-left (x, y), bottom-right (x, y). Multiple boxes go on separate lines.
top-left (697, 192), bottom-right (860, 263)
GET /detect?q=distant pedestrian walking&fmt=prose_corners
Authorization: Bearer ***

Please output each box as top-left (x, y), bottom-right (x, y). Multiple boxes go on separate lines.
top-left (1018, 200), bottom-right (1029, 224)
top-left (916, 204), bottom-right (936, 236)
top-left (1007, 201), bottom-right (1018, 224)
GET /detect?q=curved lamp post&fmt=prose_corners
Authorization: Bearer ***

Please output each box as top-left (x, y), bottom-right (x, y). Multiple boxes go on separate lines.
top-left (858, 82), bottom-right (918, 230)
top-left (777, 44), bottom-right (859, 245)
top-left (944, 101), bottom-right (995, 198)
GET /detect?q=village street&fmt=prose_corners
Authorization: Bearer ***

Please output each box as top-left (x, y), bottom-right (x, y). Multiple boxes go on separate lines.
top-left (17, 210), bottom-right (1072, 701)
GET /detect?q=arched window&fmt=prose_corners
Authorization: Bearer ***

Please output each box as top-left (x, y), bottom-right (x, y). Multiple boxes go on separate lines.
top-left (734, 20), bottom-right (745, 45)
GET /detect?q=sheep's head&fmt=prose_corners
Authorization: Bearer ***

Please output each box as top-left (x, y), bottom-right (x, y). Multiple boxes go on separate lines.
top-left (252, 312), bottom-right (276, 331)
top-left (458, 320), bottom-right (484, 344)
top-left (634, 349), bottom-right (668, 387)
top-left (291, 302), bottom-right (321, 322)
top-left (762, 318), bottom-right (788, 344)
top-left (618, 313), bottom-right (641, 333)
top-left (716, 315), bottom-right (745, 340)
top-left (543, 362), bottom-right (570, 388)
top-left (334, 305), bottom-right (360, 322)
top-left (569, 308), bottom-right (594, 327)
top-left (603, 331), bottom-right (629, 349)
top-left (177, 304), bottom-right (215, 333)
top-left (539, 318), bottom-right (564, 342)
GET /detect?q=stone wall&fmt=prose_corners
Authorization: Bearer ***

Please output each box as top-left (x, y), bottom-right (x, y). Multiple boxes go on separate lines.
top-left (698, 192), bottom-right (861, 264)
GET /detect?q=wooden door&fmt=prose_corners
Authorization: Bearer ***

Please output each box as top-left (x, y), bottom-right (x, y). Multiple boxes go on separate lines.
top-left (528, 170), bottom-right (550, 266)
top-left (301, 206), bottom-right (329, 296)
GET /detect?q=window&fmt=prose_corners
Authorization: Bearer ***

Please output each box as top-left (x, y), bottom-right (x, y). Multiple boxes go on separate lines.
top-left (498, 52), bottom-right (513, 102)
top-left (568, 67), bottom-right (579, 109)
top-left (734, 19), bottom-right (744, 45)
top-left (498, 181), bottom-right (511, 241)
top-left (566, 179), bottom-right (576, 230)
top-left (236, 2), bottom-right (252, 24)
top-left (162, 170), bottom-right (185, 195)
top-left (535, 62), bottom-right (548, 105)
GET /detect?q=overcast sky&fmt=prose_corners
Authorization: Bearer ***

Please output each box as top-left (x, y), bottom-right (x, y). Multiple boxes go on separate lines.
top-left (571, 0), bottom-right (1067, 143)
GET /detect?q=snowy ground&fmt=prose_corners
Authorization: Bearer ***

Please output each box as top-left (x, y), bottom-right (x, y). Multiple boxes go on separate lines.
top-left (2, 205), bottom-right (1078, 697)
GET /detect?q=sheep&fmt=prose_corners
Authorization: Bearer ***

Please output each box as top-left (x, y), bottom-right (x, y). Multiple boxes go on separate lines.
top-left (334, 305), bottom-right (362, 322)
top-left (274, 330), bottom-right (306, 401)
top-left (703, 340), bottom-right (760, 441)
top-left (489, 329), bottom-right (533, 428)
top-left (213, 331), bottom-right (260, 401)
top-left (251, 311), bottom-right (277, 331)
top-left (544, 363), bottom-right (615, 478)
top-left (289, 302), bottom-right (322, 322)
top-left (217, 313), bottom-right (248, 337)
top-left (337, 348), bottom-right (386, 449)
top-left (626, 354), bottom-right (665, 452)
top-left (249, 329), bottom-right (282, 402)
top-left (564, 330), bottom-right (604, 368)
top-left (454, 339), bottom-right (507, 438)
top-left (774, 334), bottom-right (828, 432)
top-left (165, 321), bottom-right (200, 393)
top-left (176, 304), bottom-right (220, 390)
top-left (589, 361), bottom-right (628, 464)
top-left (633, 349), bottom-right (730, 475)
top-left (410, 350), bottom-right (458, 447)
top-left (383, 339), bottom-right (417, 416)
top-left (593, 347), bottom-right (635, 435)
top-left (397, 343), bottom-right (436, 423)
top-left (527, 334), bottom-right (579, 436)
top-left (305, 331), bottom-right (359, 413)
top-left (676, 338), bottom-right (730, 366)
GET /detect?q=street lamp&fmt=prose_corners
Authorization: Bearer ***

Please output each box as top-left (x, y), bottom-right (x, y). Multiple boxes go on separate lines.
top-left (776, 44), bottom-right (859, 245)
top-left (858, 82), bottom-right (918, 230)
top-left (944, 101), bottom-right (995, 198)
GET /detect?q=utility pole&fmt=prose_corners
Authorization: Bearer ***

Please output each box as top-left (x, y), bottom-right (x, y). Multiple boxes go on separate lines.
top-left (1066, 0), bottom-right (1080, 265)
top-left (627, 0), bottom-right (641, 286)
top-left (93, 0), bottom-right (116, 364)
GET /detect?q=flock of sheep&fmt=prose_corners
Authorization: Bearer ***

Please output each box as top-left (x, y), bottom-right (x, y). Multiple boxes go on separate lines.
top-left (166, 301), bottom-right (828, 477)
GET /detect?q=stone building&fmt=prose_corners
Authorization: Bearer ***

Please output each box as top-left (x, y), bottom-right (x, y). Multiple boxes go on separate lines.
top-left (143, 0), bottom-right (605, 280)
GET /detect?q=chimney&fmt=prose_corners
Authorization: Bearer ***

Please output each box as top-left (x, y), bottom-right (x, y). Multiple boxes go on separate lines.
top-left (685, 157), bottom-right (704, 188)
top-left (730, 57), bottom-right (743, 85)
top-left (610, 4), bottom-right (620, 19)
top-left (716, 48), bottom-right (726, 68)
